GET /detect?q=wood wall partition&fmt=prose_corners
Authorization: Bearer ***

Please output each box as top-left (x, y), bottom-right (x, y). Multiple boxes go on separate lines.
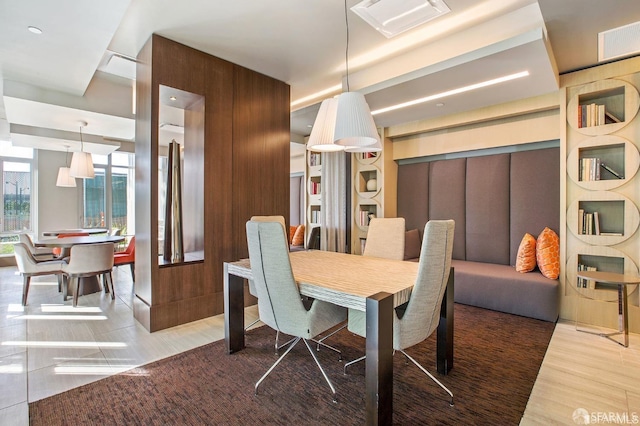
top-left (135, 35), bottom-right (290, 332)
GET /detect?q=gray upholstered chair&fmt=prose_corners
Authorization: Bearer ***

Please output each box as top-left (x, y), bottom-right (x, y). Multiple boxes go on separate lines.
top-left (62, 242), bottom-right (115, 307)
top-left (245, 216), bottom-right (287, 333)
top-left (363, 217), bottom-right (406, 260)
top-left (13, 243), bottom-right (66, 306)
top-left (344, 219), bottom-right (456, 406)
top-left (246, 220), bottom-right (347, 401)
top-left (19, 233), bottom-right (56, 261)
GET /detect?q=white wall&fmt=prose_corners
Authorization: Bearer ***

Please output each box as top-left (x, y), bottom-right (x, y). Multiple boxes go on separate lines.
top-left (37, 150), bottom-right (80, 238)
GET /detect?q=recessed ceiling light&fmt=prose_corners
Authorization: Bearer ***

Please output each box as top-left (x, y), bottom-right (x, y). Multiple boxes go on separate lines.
top-left (28, 26), bottom-right (43, 35)
top-left (170, 96), bottom-right (177, 101)
top-left (436, 103), bottom-right (444, 107)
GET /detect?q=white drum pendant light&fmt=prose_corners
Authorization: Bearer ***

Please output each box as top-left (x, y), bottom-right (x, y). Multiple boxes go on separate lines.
top-left (56, 145), bottom-right (77, 187)
top-left (69, 121), bottom-right (95, 179)
top-left (306, 98), bottom-right (343, 152)
top-left (334, 92), bottom-right (379, 149)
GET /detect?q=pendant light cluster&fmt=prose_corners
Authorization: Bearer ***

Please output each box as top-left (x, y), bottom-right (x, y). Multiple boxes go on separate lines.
top-left (69, 121), bottom-right (95, 179)
top-left (307, 0), bottom-right (380, 153)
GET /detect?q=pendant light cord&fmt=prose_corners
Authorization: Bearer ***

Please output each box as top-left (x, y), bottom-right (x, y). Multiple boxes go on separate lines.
top-left (79, 126), bottom-right (84, 153)
top-left (344, 0), bottom-right (350, 92)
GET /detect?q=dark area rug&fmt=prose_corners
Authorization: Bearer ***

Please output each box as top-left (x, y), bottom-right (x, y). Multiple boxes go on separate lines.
top-left (29, 304), bottom-right (555, 425)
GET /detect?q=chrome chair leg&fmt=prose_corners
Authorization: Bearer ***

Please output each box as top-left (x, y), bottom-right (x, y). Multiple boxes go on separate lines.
top-left (303, 338), bottom-right (337, 403)
top-left (245, 317), bottom-right (261, 332)
top-left (400, 349), bottom-right (454, 407)
top-left (343, 355), bottom-right (366, 375)
top-left (256, 337), bottom-right (301, 394)
top-left (275, 330), bottom-right (296, 354)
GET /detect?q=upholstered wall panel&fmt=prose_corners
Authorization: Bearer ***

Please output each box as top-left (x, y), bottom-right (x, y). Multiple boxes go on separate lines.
top-left (397, 162), bottom-right (429, 232)
top-left (509, 148), bottom-right (560, 264)
top-left (429, 158), bottom-right (467, 260)
top-left (465, 154), bottom-right (511, 264)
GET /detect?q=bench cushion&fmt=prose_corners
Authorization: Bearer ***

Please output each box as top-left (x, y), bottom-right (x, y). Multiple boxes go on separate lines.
top-left (452, 260), bottom-right (559, 322)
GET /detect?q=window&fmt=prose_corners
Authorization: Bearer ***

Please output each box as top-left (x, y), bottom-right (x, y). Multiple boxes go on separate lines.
top-left (82, 152), bottom-right (135, 236)
top-left (0, 141), bottom-right (34, 256)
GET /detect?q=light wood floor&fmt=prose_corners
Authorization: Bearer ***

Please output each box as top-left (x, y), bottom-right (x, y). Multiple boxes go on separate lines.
top-left (0, 265), bottom-right (638, 425)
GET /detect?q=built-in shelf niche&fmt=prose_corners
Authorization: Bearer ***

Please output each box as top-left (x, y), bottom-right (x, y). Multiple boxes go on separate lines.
top-left (157, 84), bottom-right (205, 266)
top-left (355, 202), bottom-right (379, 229)
top-left (308, 204), bottom-right (321, 225)
top-left (356, 166), bottom-right (381, 198)
top-left (567, 79), bottom-right (640, 136)
top-left (567, 135), bottom-right (639, 190)
top-left (309, 175), bottom-right (321, 196)
top-left (566, 246), bottom-right (639, 301)
top-left (567, 191), bottom-right (639, 245)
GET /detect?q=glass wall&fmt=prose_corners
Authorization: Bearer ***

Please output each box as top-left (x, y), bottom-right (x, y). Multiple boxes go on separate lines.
top-left (0, 141), bottom-right (34, 255)
top-left (83, 152), bottom-right (135, 236)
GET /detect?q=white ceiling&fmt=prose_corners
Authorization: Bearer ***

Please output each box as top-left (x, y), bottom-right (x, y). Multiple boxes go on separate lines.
top-left (1, 0), bottom-right (640, 154)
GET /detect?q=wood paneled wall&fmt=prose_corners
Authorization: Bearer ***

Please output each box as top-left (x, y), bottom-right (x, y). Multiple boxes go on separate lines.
top-left (135, 35), bottom-right (290, 331)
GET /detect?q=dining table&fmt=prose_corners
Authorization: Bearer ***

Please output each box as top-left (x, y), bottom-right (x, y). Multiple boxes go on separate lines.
top-left (224, 250), bottom-right (454, 425)
top-left (35, 235), bottom-right (125, 296)
top-left (41, 228), bottom-right (108, 236)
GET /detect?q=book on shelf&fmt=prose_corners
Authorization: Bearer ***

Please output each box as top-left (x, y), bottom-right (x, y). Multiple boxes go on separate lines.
top-left (600, 162), bottom-right (624, 179)
top-left (578, 103), bottom-right (621, 128)
top-left (579, 157), bottom-right (601, 181)
top-left (577, 263), bottom-right (597, 289)
top-left (578, 209), bottom-right (601, 235)
top-left (309, 152), bottom-right (322, 167)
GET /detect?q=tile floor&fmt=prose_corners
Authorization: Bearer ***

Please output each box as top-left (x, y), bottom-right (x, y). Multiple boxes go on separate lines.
top-left (0, 264), bottom-right (638, 425)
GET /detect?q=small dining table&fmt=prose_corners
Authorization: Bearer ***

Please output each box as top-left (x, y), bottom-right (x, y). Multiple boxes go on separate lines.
top-left (35, 235), bottom-right (124, 296)
top-left (224, 250), bottom-right (454, 425)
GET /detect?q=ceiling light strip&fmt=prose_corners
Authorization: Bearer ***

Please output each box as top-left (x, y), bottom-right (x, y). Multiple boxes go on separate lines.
top-left (371, 71), bottom-right (530, 115)
top-left (291, 84), bottom-right (343, 108)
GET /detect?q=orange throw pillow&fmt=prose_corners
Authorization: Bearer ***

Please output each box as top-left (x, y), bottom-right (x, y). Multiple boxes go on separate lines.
top-left (536, 227), bottom-right (560, 279)
top-left (292, 224), bottom-right (305, 246)
top-left (289, 226), bottom-right (297, 245)
top-left (516, 233), bottom-right (537, 273)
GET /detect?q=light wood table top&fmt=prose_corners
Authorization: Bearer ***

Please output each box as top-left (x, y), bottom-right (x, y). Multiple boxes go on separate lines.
top-left (576, 270), bottom-right (640, 285)
top-left (42, 228), bottom-right (108, 236)
top-left (35, 235), bottom-right (124, 248)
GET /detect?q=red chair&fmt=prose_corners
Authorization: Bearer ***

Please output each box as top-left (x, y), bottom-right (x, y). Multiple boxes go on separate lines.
top-left (113, 236), bottom-right (135, 281)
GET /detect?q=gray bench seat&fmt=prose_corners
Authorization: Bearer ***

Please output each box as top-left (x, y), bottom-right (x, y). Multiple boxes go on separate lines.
top-left (451, 260), bottom-right (559, 322)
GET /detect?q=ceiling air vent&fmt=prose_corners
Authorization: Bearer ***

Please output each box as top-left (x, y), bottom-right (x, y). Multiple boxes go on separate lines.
top-left (351, 0), bottom-right (450, 39)
top-left (598, 20), bottom-right (640, 62)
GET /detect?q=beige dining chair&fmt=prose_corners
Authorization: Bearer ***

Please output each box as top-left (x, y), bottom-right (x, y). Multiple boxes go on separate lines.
top-left (363, 217), bottom-right (406, 260)
top-left (316, 217), bottom-right (406, 351)
top-left (13, 243), bottom-right (67, 306)
top-left (344, 220), bottom-right (455, 406)
top-left (62, 242), bottom-right (115, 307)
top-left (19, 233), bottom-right (56, 261)
top-left (246, 220), bottom-right (347, 401)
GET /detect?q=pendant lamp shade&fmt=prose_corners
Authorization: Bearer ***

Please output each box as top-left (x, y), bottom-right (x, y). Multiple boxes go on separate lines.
top-left (344, 137), bottom-right (382, 152)
top-left (56, 166), bottom-right (77, 187)
top-left (69, 122), bottom-right (95, 179)
top-left (306, 98), bottom-right (344, 152)
top-left (69, 151), bottom-right (95, 179)
top-left (333, 92), bottom-right (379, 148)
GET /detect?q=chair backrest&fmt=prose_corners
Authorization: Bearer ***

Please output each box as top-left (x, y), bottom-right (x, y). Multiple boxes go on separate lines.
top-left (18, 233), bottom-right (37, 254)
top-left (66, 242), bottom-right (115, 275)
top-left (363, 217), bottom-right (406, 260)
top-left (117, 236), bottom-right (135, 255)
top-left (246, 220), bottom-right (309, 337)
top-left (395, 220), bottom-right (455, 349)
top-left (13, 243), bottom-right (37, 273)
top-left (250, 216), bottom-right (287, 244)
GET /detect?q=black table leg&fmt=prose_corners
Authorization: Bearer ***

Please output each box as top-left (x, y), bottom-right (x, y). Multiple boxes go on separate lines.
top-left (437, 267), bottom-right (454, 375)
top-left (366, 292), bottom-right (394, 426)
top-left (224, 264), bottom-right (245, 354)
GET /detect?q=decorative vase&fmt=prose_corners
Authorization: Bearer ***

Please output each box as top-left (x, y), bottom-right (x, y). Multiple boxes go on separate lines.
top-left (366, 178), bottom-right (377, 191)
